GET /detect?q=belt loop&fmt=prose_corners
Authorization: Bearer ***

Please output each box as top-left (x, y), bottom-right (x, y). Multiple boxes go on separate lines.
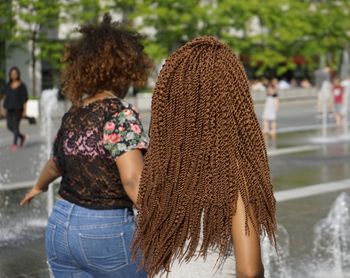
top-left (124, 208), bottom-right (128, 222)
top-left (65, 202), bottom-right (75, 227)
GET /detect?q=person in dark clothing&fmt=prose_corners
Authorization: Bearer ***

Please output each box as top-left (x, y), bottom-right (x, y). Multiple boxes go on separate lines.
top-left (2, 67), bottom-right (28, 152)
top-left (0, 86), bottom-right (5, 119)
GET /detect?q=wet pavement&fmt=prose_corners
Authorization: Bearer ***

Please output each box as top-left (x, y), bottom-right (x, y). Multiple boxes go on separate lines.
top-left (2, 183), bottom-right (350, 277)
top-left (270, 142), bottom-right (350, 191)
top-left (1, 97), bottom-right (350, 277)
top-left (1, 98), bottom-right (349, 188)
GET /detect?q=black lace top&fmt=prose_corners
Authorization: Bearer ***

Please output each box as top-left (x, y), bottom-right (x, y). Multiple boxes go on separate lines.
top-left (3, 83), bottom-right (28, 110)
top-left (52, 98), bottom-right (149, 210)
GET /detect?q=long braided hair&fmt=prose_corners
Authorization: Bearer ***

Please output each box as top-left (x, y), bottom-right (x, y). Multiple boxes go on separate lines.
top-left (132, 36), bottom-right (276, 277)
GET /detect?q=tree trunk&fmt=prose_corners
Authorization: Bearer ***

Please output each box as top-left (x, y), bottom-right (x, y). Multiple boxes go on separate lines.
top-left (31, 28), bottom-right (37, 97)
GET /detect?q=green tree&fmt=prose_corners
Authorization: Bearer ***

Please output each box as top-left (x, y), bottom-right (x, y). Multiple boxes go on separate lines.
top-left (305, 0), bottom-right (350, 69)
top-left (130, 0), bottom-right (312, 73)
top-left (62, 0), bottom-right (102, 25)
top-left (108, 0), bottom-right (137, 25)
top-left (131, 0), bottom-right (350, 76)
top-left (131, 0), bottom-right (216, 61)
top-left (0, 1), bottom-right (16, 83)
top-left (12, 0), bottom-right (62, 96)
top-left (201, 0), bottom-right (313, 76)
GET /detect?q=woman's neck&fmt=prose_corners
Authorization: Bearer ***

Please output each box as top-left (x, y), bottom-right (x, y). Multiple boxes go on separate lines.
top-left (82, 90), bottom-right (117, 106)
top-left (10, 80), bottom-right (21, 89)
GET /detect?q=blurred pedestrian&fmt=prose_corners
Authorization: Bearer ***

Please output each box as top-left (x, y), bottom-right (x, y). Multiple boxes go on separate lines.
top-left (20, 14), bottom-right (152, 278)
top-left (262, 81), bottom-right (279, 137)
top-left (271, 77), bottom-right (279, 89)
top-left (278, 78), bottom-right (291, 90)
top-left (2, 66), bottom-right (28, 152)
top-left (251, 79), bottom-right (266, 92)
top-left (300, 78), bottom-right (312, 88)
top-left (290, 78), bottom-right (297, 88)
top-left (332, 77), bottom-right (345, 127)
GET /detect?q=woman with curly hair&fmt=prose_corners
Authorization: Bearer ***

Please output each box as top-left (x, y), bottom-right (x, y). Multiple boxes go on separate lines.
top-left (20, 14), bottom-right (152, 277)
top-left (132, 37), bottom-right (276, 278)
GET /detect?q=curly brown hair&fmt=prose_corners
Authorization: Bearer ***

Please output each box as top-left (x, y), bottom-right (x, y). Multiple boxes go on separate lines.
top-left (61, 13), bottom-right (153, 105)
top-left (132, 36), bottom-right (276, 277)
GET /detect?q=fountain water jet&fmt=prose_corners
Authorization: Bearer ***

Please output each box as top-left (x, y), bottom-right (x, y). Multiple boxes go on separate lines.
top-left (39, 88), bottom-right (60, 215)
top-left (0, 88), bottom-right (60, 246)
top-left (262, 225), bottom-right (291, 278)
top-left (311, 192), bottom-right (350, 277)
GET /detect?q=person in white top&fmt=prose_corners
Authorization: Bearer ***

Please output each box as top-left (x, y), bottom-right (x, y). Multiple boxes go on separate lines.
top-left (262, 82), bottom-right (279, 137)
top-left (278, 79), bottom-right (291, 90)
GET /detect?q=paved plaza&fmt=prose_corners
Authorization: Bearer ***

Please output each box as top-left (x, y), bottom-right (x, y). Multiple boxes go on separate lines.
top-left (1, 97), bottom-right (350, 277)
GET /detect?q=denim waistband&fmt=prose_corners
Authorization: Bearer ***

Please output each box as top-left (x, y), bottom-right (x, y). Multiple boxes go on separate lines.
top-left (53, 199), bottom-right (133, 218)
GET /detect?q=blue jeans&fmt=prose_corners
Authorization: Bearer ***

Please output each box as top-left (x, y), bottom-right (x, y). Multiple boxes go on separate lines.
top-left (45, 199), bottom-right (147, 278)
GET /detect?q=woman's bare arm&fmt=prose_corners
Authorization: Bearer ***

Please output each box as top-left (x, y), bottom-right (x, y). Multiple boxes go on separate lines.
top-left (22, 102), bottom-right (27, 117)
top-left (116, 149), bottom-right (144, 205)
top-left (231, 193), bottom-right (264, 278)
top-left (20, 159), bottom-right (61, 205)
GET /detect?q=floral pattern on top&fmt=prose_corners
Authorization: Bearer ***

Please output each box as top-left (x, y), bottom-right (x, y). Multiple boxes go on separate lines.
top-left (103, 103), bottom-right (149, 158)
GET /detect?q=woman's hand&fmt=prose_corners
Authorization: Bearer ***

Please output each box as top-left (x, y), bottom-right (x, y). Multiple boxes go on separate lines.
top-left (19, 159), bottom-right (61, 206)
top-left (20, 187), bottom-right (43, 206)
top-left (22, 105), bottom-right (27, 117)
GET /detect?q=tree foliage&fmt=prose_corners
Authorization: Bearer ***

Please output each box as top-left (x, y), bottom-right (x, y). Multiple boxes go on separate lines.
top-left (62, 0), bottom-right (102, 25)
top-left (128, 0), bottom-right (350, 76)
top-left (11, 0), bottom-right (62, 95)
top-left (3, 0), bottom-right (350, 90)
top-left (0, 1), bottom-right (16, 82)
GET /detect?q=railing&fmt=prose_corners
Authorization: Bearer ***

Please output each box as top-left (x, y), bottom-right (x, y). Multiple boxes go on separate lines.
top-left (251, 88), bottom-right (318, 102)
top-left (0, 181), bottom-right (34, 191)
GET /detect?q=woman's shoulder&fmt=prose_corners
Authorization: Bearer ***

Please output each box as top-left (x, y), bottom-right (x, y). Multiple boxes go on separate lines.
top-left (2, 83), bottom-right (10, 92)
top-left (65, 98), bottom-right (136, 120)
top-left (19, 82), bottom-right (27, 88)
top-left (14, 82), bottom-right (27, 92)
top-left (3, 82), bottom-right (9, 88)
top-left (70, 97), bottom-right (124, 112)
top-left (104, 99), bottom-right (142, 126)
top-left (7, 82), bottom-right (27, 92)
top-left (104, 98), bottom-right (138, 114)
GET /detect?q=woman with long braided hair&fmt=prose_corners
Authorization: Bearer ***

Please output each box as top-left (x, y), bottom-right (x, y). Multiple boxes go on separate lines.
top-left (132, 36), bottom-right (276, 278)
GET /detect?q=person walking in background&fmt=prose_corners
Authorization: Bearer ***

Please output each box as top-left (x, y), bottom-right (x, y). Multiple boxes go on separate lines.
top-left (262, 81), bottom-right (279, 139)
top-left (278, 78), bottom-right (291, 90)
top-left (132, 37), bottom-right (276, 278)
top-left (20, 14), bottom-right (152, 278)
top-left (2, 67), bottom-right (28, 152)
top-left (332, 77), bottom-right (345, 127)
top-left (271, 77), bottom-right (279, 90)
top-left (300, 78), bottom-right (312, 89)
